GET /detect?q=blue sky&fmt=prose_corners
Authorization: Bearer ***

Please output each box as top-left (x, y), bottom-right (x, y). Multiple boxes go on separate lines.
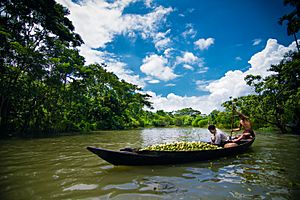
top-left (58, 0), bottom-right (297, 114)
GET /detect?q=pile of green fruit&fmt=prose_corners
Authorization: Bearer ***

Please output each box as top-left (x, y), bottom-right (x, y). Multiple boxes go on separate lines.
top-left (140, 141), bottom-right (222, 151)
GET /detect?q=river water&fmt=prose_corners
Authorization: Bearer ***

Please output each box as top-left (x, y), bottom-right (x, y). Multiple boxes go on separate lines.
top-left (0, 128), bottom-right (299, 200)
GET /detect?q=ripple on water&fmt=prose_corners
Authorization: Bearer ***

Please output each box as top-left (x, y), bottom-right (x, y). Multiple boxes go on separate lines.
top-left (63, 183), bottom-right (98, 191)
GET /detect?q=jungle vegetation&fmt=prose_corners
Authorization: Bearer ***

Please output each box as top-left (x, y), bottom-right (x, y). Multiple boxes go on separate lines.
top-left (0, 0), bottom-right (299, 137)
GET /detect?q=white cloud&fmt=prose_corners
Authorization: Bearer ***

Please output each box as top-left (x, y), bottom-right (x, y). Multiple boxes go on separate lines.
top-left (148, 39), bottom-right (298, 114)
top-left (246, 39), bottom-right (296, 77)
top-left (182, 24), bottom-right (197, 39)
top-left (203, 39), bottom-right (298, 111)
top-left (176, 52), bottom-right (198, 64)
top-left (57, 0), bottom-right (173, 49)
top-left (197, 66), bottom-right (209, 74)
top-left (144, 0), bottom-right (153, 8)
top-left (194, 38), bottom-right (215, 50)
top-left (146, 92), bottom-right (217, 114)
top-left (154, 37), bottom-right (171, 50)
top-left (163, 48), bottom-right (174, 58)
top-left (252, 38), bottom-right (262, 46)
top-left (153, 29), bottom-right (172, 51)
top-left (195, 80), bottom-right (212, 91)
top-left (56, 0), bottom-right (173, 88)
top-left (108, 61), bottom-right (147, 87)
top-left (148, 79), bottom-right (160, 84)
top-left (206, 70), bottom-right (253, 101)
top-left (176, 52), bottom-right (205, 71)
top-left (166, 83), bottom-right (176, 87)
top-left (140, 54), bottom-right (179, 81)
top-left (131, 6), bottom-right (173, 41)
top-left (183, 64), bottom-right (194, 70)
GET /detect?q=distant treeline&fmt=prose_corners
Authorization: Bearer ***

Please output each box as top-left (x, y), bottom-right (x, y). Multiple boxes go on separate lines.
top-left (1, 0), bottom-right (299, 137)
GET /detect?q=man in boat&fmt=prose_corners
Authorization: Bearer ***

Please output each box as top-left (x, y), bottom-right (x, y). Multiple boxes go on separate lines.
top-left (230, 111), bottom-right (255, 143)
top-left (208, 125), bottom-right (228, 146)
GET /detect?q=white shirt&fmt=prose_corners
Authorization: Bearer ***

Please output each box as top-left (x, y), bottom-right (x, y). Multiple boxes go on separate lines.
top-left (211, 128), bottom-right (228, 145)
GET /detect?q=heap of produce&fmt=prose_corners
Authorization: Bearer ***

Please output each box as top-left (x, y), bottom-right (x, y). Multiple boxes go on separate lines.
top-left (140, 141), bottom-right (222, 151)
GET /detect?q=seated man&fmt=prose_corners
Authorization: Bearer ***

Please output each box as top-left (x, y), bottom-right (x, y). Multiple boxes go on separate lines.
top-left (208, 125), bottom-right (228, 146)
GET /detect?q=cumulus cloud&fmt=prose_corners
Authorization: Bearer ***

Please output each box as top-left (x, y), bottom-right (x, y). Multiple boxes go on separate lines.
top-left (176, 51), bottom-right (205, 71)
top-left (148, 39), bottom-right (298, 114)
top-left (203, 39), bottom-right (298, 111)
top-left (194, 38), bottom-right (215, 50)
top-left (246, 39), bottom-right (296, 77)
top-left (140, 54), bottom-right (179, 81)
top-left (146, 92), bottom-right (217, 114)
top-left (176, 52), bottom-right (198, 64)
top-left (57, 0), bottom-right (173, 49)
top-left (56, 0), bottom-right (173, 88)
top-left (195, 80), bottom-right (212, 91)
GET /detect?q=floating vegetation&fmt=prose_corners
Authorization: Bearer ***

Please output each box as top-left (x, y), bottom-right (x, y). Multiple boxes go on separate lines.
top-left (141, 141), bottom-right (222, 151)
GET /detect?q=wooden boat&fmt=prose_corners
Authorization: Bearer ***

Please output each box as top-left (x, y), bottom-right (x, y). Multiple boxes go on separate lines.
top-left (87, 138), bottom-right (255, 166)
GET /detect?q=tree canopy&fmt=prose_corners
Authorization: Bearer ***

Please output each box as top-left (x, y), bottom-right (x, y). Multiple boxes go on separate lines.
top-left (0, 0), bottom-right (152, 137)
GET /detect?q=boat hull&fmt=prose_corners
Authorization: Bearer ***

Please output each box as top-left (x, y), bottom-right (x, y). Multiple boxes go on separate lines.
top-left (87, 138), bottom-right (255, 166)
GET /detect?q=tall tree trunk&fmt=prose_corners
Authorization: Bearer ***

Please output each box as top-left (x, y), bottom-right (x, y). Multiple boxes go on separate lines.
top-left (293, 33), bottom-right (300, 52)
top-left (275, 113), bottom-right (287, 134)
top-left (0, 96), bottom-right (8, 135)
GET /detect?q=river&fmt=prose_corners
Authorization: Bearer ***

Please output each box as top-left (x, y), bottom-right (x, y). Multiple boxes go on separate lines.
top-left (0, 128), bottom-right (299, 199)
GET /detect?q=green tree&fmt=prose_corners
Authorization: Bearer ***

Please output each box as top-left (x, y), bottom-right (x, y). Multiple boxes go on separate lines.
top-left (174, 108), bottom-right (201, 116)
top-left (0, 0), bottom-right (83, 135)
top-left (0, 0), bottom-right (152, 136)
top-left (279, 0), bottom-right (300, 52)
top-left (245, 52), bottom-right (300, 133)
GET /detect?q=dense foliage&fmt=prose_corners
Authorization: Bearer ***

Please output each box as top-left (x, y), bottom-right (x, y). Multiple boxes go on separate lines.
top-left (244, 52), bottom-right (300, 133)
top-left (219, 52), bottom-right (300, 134)
top-left (0, 0), bottom-right (151, 136)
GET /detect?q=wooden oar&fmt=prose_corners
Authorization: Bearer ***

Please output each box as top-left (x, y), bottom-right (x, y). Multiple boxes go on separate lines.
top-left (230, 97), bottom-right (234, 140)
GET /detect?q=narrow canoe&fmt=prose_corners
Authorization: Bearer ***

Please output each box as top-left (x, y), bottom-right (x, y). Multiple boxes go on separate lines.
top-left (87, 138), bottom-right (255, 166)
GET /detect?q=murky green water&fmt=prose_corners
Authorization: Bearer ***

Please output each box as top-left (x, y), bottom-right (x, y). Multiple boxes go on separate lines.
top-left (0, 128), bottom-right (299, 200)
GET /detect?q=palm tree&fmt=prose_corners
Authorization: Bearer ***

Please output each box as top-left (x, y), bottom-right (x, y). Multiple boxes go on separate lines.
top-left (279, 0), bottom-right (300, 52)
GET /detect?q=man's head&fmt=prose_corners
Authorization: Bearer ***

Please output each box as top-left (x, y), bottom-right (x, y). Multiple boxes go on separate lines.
top-left (208, 125), bottom-right (216, 133)
top-left (236, 111), bottom-right (248, 120)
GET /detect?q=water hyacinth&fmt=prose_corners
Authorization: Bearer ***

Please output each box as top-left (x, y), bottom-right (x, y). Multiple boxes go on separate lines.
top-left (141, 141), bottom-right (222, 151)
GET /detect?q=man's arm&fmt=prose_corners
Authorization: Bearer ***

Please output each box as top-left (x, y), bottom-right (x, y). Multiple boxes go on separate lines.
top-left (232, 122), bottom-right (242, 132)
top-left (232, 134), bottom-right (244, 143)
top-left (214, 133), bottom-right (222, 145)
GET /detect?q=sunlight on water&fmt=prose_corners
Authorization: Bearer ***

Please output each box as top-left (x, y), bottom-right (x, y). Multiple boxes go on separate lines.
top-left (0, 128), bottom-right (299, 199)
